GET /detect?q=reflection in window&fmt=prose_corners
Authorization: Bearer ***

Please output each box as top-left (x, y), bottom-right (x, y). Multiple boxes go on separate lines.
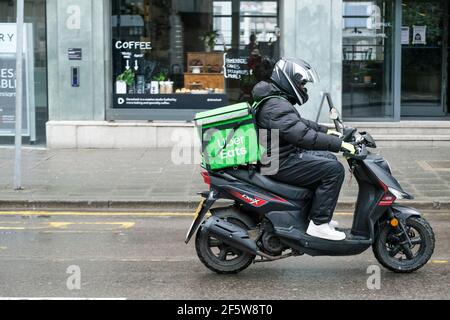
top-left (240, 1), bottom-right (277, 16)
top-left (213, 1), bottom-right (232, 50)
top-left (342, 0), bottom-right (395, 119)
top-left (401, 0), bottom-right (444, 109)
top-left (214, 1), bottom-right (232, 15)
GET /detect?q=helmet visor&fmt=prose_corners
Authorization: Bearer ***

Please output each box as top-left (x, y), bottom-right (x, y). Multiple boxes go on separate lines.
top-left (287, 58), bottom-right (320, 84)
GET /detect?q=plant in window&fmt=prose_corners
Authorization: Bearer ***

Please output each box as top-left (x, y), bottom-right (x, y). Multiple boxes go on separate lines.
top-left (116, 69), bottom-right (135, 87)
top-left (153, 72), bottom-right (167, 82)
top-left (200, 30), bottom-right (220, 52)
top-left (116, 69), bottom-right (135, 94)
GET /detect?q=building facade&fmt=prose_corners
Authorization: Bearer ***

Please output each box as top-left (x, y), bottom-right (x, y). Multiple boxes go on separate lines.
top-left (0, 0), bottom-right (449, 148)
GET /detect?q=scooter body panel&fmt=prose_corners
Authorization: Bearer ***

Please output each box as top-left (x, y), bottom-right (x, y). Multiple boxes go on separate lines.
top-left (276, 227), bottom-right (372, 257)
top-left (351, 159), bottom-right (389, 239)
top-left (210, 170), bottom-right (312, 216)
top-left (193, 149), bottom-right (415, 258)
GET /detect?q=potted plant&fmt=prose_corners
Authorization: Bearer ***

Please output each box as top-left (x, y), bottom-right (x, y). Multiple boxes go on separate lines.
top-left (153, 72), bottom-right (167, 82)
top-left (153, 72), bottom-right (167, 94)
top-left (200, 30), bottom-right (219, 52)
top-left (116, 69), bottom-right (135, 94)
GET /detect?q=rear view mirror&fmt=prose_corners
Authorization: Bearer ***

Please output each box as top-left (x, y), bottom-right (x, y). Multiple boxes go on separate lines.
top-left (361, 132), bottom-right (377, 149)
top-left (330, 108), bottom-right (340, 121)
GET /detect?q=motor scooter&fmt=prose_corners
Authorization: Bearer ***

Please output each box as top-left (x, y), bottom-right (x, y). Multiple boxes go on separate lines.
top-left (185, 104), bottom-right (435, 274)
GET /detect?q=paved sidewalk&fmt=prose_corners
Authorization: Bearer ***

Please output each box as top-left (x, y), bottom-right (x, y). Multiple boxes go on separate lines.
top-left (0, 147), bottom-right (450, 211)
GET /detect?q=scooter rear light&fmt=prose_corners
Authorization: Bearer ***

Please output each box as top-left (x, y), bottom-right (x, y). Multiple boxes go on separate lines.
top-left (379, 194), bottom-right (397, 207)
top-left (378, 180), bottom-right (396, 206)
top-left (201, 172), bottom-right (211, 187)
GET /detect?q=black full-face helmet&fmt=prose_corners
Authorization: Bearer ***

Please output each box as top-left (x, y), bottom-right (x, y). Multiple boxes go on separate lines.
top-left (271, 58), bottom-right (319, 106)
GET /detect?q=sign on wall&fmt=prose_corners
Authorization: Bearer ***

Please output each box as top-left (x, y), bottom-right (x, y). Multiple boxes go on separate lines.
top-left (401, 27), bottom-right (410, 45)
top-left (0, 58), bottom-right (28, 135)
top-left (412, 26), bottom-right (427, 45)
top-left (0, 23), bottom-right (35, 139)
top-left (0, 24), bottom-right (26, 53)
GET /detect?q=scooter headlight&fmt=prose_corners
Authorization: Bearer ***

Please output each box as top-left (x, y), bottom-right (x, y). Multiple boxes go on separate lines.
top-left (388, 188), bottom-right (406, 200)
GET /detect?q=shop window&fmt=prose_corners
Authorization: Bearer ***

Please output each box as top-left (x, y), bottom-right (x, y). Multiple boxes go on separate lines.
top-left (111, 0), bottom-right (280, 114)
top-left (342, 0), bottom-right (395, 119)
top-left (401, 0), bottom-right (446, 117)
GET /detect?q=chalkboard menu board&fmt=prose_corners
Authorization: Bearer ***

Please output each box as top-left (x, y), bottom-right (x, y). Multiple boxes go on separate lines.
top-left (223, 53), bottom-right (250, 80)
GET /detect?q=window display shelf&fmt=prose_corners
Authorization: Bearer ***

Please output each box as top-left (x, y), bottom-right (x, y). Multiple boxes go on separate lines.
top-left (184, 73), bottom-right (225, 91)
top-left (187, 52), bottom-right (224, 73)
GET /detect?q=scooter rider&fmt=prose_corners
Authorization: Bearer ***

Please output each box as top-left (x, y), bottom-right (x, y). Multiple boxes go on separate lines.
top-left (253, 58), bottom-right (356, 241)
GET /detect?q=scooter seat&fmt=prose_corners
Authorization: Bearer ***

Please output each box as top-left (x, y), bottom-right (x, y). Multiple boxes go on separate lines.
top-left (225, 169), bottom-right (313, 201)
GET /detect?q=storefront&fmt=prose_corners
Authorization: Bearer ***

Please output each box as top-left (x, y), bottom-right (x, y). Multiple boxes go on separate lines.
top-left (108, 0), bottom-right (450, 123)
top-left (1, 0), bottom-right (449, 148)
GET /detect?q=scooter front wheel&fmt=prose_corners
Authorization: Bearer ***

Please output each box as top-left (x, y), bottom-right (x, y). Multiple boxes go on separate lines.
top-left (373, 217), bottom-right (435, 273)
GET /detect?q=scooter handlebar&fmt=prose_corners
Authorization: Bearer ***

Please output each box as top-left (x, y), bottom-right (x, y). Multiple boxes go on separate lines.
top-left (343, 144), bottom-right (368, 160)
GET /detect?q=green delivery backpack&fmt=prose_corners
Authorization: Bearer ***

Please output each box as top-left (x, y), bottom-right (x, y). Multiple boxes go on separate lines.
top-left (195, 97), bottom-right (278, 171)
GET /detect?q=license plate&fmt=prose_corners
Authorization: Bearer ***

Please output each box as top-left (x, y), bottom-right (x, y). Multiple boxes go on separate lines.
top-left (193, 199), bottom-right (206, 220)
top-left (185, 199), bottom-right (208, 244)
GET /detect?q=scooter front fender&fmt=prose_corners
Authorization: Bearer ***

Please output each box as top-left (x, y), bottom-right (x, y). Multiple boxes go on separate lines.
top-left (391, 204), bottom-right (422, 224)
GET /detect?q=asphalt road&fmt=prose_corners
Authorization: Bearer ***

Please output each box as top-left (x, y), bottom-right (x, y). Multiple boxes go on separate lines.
top-left (0, 210), bottom-right (449, 300)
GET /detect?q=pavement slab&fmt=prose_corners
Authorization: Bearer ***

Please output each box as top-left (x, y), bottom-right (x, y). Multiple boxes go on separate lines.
top-left (0, 147), bottom-right (449, 211)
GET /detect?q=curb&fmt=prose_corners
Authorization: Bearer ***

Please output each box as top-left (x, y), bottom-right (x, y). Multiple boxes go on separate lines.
top-left (0, 200), bottom-right (200, 212)
top-left (0, 199), bottom-right (449, 212)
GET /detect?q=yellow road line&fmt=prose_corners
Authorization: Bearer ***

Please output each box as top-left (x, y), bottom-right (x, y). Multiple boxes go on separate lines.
top-left (431, 260), bottom-right (449, 264)
top-left (0, 211), bottom-right (359, 218)
top-left (0, 221), bottom-right (136, 231)
top-left (0, 211), bottom-right (196, 217)
top-left (335, 212), bottom-right (354, 216)
top-left (47, 222), bottom-right (135, 229)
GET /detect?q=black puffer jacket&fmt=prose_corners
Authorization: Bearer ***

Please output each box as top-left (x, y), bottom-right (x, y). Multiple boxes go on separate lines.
top-left (253, 81), bottom-right (342, 160)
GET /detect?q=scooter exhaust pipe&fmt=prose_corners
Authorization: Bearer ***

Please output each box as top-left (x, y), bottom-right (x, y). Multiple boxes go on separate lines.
top-left (201, 217), bottom-right (259, 256)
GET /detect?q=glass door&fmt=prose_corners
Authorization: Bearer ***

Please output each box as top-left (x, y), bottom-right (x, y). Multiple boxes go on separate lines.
top-left (342, 0), bottom-right (396, 120)
top-left (401, 0), bottom-right (447, 116)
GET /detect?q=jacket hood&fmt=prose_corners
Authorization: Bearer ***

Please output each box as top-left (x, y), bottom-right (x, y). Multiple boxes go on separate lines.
top-left (252, 81), bottom-right (295, 104)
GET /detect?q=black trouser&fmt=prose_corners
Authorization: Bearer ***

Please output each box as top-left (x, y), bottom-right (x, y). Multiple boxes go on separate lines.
top-left (271, 151), bottom-right (345, 225)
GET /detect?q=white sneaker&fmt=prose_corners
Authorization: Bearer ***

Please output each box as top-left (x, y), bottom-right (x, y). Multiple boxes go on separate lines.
top-left (307, 221), bottom-right (346, 241)
top-left (329, 220), bottom-right (340, 229)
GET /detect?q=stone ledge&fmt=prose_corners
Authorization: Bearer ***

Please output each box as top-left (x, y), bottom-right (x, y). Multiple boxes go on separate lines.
top-left (46, 121), bottom-right (450, 149)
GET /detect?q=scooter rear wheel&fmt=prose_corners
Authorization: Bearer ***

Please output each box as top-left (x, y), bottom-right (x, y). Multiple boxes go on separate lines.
top-left (373, 217), bottom-right (435, 273)
top-left (195, 208), bottom-right (256, 274)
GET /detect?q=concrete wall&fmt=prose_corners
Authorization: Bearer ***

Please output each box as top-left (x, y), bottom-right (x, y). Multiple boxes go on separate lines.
top-left (281, 0), bottom-right (343, 122)
top-left (46, 0), bottom-right (111, 121)
top-left (46, 121), bottom-right (199, 149)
